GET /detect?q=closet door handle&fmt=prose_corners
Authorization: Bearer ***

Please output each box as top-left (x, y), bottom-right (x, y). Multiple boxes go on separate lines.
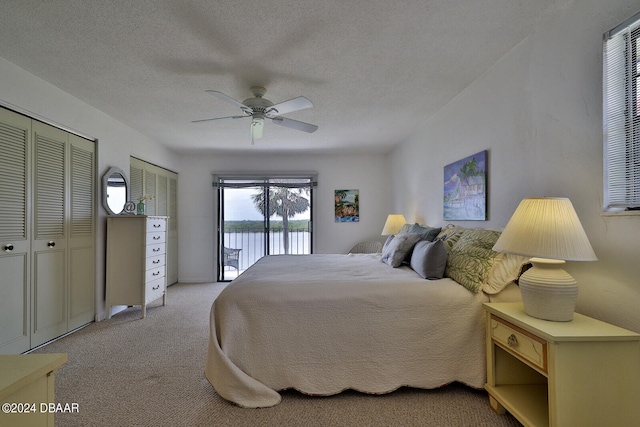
top-left (47, 241), bottom-right (56, 248)
top-left (4, 244), bottom-right (14, 252)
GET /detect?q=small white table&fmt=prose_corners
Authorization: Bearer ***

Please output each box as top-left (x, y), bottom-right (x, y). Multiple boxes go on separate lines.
top-left (0, 354), bottom-right (68, 427)
top-left (484, 302), bottom-right (640, 427)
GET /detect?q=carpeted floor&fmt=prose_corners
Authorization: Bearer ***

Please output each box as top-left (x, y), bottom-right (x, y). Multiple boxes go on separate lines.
top-left (32, 282), bottom-right (520, 426)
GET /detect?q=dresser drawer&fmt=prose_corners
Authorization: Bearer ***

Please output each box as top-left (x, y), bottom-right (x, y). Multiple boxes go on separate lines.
top-left (146, 231), bottom-right (166, 245)
top-left (146, 243), bottom-right (166, 257)
top-left (146, 254), bottom-right (166, 270)
top-left (146, 219), bottom-right (166, 232)
top-left (145, 266), bottom-right (165, 283)
top-left (490, 315), bottom-right (547, 373)
top-left (145, 277), bottom-right (165, 303)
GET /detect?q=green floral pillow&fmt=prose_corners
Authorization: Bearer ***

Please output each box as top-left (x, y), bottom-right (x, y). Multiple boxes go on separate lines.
top-left (435, 225), bottom-right (466, 251)
top-left (445, 229), bottom-right (502, 293)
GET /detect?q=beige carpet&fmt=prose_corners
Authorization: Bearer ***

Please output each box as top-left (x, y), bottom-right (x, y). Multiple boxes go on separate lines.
top-left (32, 282), bottom-right (520, 426)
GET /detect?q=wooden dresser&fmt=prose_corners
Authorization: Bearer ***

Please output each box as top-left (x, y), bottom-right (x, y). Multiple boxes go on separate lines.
top-left (106, 216), bottom-right (168, 319)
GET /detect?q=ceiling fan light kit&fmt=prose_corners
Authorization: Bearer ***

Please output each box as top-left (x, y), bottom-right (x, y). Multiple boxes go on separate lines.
top-left (194, 86), bottom-right (318, 143)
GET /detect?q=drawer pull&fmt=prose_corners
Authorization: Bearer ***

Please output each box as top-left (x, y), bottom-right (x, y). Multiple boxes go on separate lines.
top-left (507, 334), bottom-right (518, 348)
top-left (153, 236), bottom-right (161, 240)
top-left (153, 247), bottom-right (161, 252)
top-left (47, 241), bottom-right (56, 248)
top-left (153, 259), bottom-right (160, 264)
top-left (153, 224), bottom-right (161, 228)
top-left (153, 271), bottom-right (160, 276)
top-left (152, 285), bottom-right (160, 290)
top-left (4, 244), bottom-right (14, 252)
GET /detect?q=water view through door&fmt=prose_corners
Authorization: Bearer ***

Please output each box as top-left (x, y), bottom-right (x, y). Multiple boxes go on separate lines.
top-left (217, 177), bottom-right (314, 281)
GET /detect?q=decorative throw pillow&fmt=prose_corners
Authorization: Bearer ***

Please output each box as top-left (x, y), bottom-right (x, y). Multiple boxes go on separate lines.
top-left (445, 229), bottom-right (502, 292)
top-left (410, 239), bottom-right (448, 279)
top-left (381, 232), bottom-right (422, 267)
top-left (381, 234), bottom-right (395, 253)
top-left (435, 225), bottom-right (466, 251)
top-left (398, 223), bottom-right (413, 234)
top-left (408, 224), bottom-right (442, 242)
top-left (483, 252), bottom-right (531, 294)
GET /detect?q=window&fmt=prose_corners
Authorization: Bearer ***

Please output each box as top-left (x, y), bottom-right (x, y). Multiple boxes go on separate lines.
top-left (214, 175), bottom-right (316, 281)
top-left (603, 13), bottom-right (640, 211)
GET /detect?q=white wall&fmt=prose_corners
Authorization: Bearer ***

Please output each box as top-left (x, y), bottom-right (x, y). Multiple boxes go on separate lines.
top-left (0, 55), bottom-right (390, 315)
top-left (391, 0), bottom-right (640, 332)
top-left (177, 151), bottom-right (391, 282)
top-left (0, 57), bottom-right (181, 320)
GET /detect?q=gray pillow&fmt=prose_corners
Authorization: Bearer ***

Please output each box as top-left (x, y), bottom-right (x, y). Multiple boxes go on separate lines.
top-left (408, 224), bottom-right (442, 242)
top-left (381, 232), bottom-right (422, 267)
top-left (381, 234), bottom-right (395, 253)
top-left (410, 239), bottom-right (448, 279)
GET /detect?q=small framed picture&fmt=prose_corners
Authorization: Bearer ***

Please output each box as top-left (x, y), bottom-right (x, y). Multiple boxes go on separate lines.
top-left (334, 189), bottom-right (359, 222)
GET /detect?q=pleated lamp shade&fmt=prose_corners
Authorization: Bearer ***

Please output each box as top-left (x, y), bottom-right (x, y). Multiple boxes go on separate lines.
top-left (493, 198), bottom-right (597, 261)
top-left (381, 214), bottom-right (407, 235)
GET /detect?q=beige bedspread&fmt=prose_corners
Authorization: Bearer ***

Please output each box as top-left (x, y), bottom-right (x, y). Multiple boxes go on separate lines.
top-left (205, 253), bottom-right (499, 408)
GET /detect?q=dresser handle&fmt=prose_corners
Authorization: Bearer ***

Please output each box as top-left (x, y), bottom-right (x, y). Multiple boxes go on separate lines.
top-left (4, 244), bottom-right (14, 252)
top-left (152, 284), bottom-right (160, 290)
top-left (47, 241), bottom-right (56, 248)
top-left (153, 271), bottom-right (160, 276)
top-left (153, 236), bottom-right (160, 240)
top-left (153, 247), bottom-right (160, 252)
top-left (507, 334), bottom-right (518, 348)
top-left (153, 224), bottom-right (161, 228)
top-left (153, 259), bottom-right (160, 264)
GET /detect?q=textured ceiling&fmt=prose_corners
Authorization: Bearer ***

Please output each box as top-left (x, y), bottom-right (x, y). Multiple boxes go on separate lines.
top-left (0, 1), bottom-right (563, 154)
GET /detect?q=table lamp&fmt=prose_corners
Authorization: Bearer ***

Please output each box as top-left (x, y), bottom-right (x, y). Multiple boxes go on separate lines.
top-left (381, 214), bottom-right (407, 235)
top-left (492, 198), bottom-right (597, 321)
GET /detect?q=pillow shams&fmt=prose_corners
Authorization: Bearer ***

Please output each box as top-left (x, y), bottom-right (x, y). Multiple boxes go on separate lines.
top-left (445, 229), bottom-right (501, 292)
top-left (381, 232), bottom-right (422, 267)
top-left (410, 239), bottom-right (448, 279)
top-left (408, 224), bottom-right (441, 242)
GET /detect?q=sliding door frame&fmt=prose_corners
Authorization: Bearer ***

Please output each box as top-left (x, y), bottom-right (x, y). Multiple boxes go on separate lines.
top-left (214, 173), bottom-right (317, 282)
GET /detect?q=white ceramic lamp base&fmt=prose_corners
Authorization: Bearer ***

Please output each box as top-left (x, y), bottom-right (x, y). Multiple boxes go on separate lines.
top-left (519, 258), bottom-right (578, 322)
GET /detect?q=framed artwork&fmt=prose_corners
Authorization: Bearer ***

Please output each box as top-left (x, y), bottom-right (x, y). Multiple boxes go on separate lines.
top-left (335, 189), bottom-right (359, 222)
top-left (443, 150), bottom-right (487, 221)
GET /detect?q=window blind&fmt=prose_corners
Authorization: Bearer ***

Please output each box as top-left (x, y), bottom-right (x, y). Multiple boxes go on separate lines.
top-left (604, 13), bottom-right (640, 209)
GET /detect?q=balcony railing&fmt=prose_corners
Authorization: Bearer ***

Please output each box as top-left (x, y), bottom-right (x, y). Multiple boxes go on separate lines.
top-left (222, 228), bottom-right (310, 277)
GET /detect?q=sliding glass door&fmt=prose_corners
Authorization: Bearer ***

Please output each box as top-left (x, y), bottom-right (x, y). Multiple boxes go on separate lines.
top-left (216, 176), bottom-right (314, 281)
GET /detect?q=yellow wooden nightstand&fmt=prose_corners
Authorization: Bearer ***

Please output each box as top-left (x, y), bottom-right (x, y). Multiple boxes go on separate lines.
top-left (484, 302), bottom-right (640, 427)
top-left (0, 353), bottom-right (67, 427)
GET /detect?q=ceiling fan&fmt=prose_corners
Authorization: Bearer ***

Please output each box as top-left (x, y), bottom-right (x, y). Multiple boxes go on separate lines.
top-left (193, 86), bottom-right (318, 143)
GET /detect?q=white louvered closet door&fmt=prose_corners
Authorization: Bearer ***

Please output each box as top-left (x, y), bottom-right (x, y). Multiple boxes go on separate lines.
top-left (68, 134), bottom-right (95, 330)
top-left (31, 120), bottom-right (68, 347)
top-left (0, 108), bottom-right (31, 354)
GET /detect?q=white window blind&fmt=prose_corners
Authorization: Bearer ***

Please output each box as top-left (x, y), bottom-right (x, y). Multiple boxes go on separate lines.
top-left (604, 13), bottom-right (640, 210)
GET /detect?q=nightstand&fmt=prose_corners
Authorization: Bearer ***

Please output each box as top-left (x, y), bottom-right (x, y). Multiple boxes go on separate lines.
top-left (483, 302), bottom-right (640, 427)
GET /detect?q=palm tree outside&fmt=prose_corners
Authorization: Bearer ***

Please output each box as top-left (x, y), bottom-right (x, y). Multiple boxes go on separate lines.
top-left (251, 181), bottom-right (310, 254)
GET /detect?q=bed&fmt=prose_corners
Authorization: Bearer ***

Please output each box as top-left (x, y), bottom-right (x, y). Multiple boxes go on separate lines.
top-left (205, 227), bottom-right (525, 408)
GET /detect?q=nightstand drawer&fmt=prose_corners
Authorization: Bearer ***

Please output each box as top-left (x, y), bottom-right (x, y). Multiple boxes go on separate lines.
top-left (490, 315), bottom-right (547, 373)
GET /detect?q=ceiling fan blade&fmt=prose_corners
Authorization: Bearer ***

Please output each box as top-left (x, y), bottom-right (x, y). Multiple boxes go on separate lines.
top-left (266, 96), bottom-right (313, 117)
top-left (271, 116), bottom-right (318, 133)
top-left (191, 115), bottom-right (248, 123)
top-left (206, 90), bottom-right (251, 111)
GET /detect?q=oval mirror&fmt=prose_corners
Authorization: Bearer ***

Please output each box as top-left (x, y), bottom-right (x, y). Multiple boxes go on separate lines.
top-left (102, 167), bottom-right (129, 215)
